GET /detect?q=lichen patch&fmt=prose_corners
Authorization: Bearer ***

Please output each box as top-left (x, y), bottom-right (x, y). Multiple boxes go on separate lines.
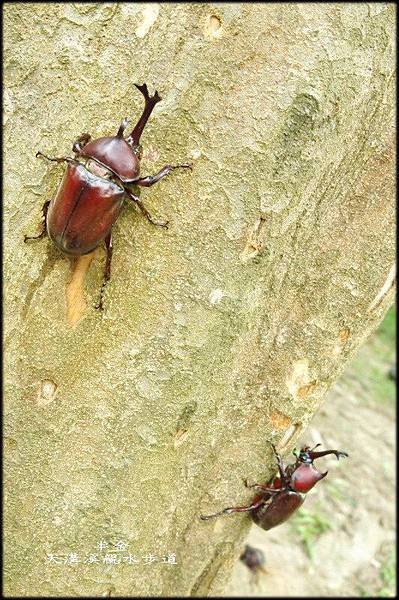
top-left (136, 4), bottom-right (160, 38)
top-left (209, 289), bottom-right (224, 304)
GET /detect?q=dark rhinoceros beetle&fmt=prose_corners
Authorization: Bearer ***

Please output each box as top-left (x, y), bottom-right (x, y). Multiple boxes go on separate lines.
top-left (239, 544), bottom-right (266, 575)
top-left (24, 83), bottom-right (192, 309)
top-left (200, 443), bottom-right (348, 530)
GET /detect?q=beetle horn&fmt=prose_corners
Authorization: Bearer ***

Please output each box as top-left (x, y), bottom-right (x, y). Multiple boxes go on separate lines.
top-left (127, 83), bottom-right (162, 145)
top-left (308, 449), bottom-right (349, 461)
top-left (117, 118), bottom-right (129, 138)
top-left (134, 83), bottom-right (150, 101)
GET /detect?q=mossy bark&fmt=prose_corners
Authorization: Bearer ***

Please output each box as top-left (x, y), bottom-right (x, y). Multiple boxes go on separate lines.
top-left (4, 3), bottom-right (395, 596)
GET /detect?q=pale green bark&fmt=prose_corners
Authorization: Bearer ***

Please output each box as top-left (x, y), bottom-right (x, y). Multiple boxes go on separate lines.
top-left (4, 3), bottom-right (395, 596)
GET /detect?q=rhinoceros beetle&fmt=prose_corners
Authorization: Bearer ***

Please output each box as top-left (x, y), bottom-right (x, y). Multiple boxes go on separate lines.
top-left (200, 443), bottom-right (348, 530)
top-left (239, 544), bottom-right (266, 575)
top-left (24, 83), bottom-right (192, 309)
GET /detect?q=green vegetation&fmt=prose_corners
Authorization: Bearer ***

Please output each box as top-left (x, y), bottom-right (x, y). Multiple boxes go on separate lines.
top-left (344, 306), bottom-right (396, 407)
top-left (378, 549), bottom-right (396, 597)
top-left (290, 507), bottom-right (332, 560)
top-left (357, 547), bottom-right (396, 597)
top-left (377, 306), bottom-right (396, 348)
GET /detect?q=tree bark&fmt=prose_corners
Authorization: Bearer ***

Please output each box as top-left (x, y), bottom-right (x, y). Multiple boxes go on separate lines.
top-left (4, 3), bottom-right (395, 596)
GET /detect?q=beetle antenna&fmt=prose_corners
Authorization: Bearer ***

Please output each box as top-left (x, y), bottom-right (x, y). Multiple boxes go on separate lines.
top-left (310, 443), bottom-right (322, 451)
top-left (127, 83), bottom-right (162, 146)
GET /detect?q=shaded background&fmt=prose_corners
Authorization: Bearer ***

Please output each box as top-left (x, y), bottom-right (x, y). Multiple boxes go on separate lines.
top-left (227, 306), bottom-right (396, 597)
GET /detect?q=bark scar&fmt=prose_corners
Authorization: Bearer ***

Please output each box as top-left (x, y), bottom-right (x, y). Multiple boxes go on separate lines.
top-left (368, 263), bottom-right (396, 312)
top-left (190, 542), bottom-right (233, 596)
top-left (66, 251), bottom-right (96, 326)
top-left (240, 215), bottom-right (267, 262)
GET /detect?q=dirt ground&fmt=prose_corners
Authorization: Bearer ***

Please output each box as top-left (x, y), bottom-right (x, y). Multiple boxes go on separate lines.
top-left (225, 309), bottom-right (396, 597)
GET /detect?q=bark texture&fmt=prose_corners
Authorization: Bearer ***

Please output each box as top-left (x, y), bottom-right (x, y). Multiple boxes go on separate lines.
top-left (4, 3), bottom-right (396, 596)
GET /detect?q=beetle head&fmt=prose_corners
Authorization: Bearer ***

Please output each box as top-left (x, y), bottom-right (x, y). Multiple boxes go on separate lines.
top-left (297, 444), bottom-right (321, 464)
top-left (290, 444), bottom-right (348, 493)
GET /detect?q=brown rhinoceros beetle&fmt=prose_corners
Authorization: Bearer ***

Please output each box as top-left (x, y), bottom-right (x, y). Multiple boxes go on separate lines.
top-left (200, 443), bottom-right (348, 530)
top-left (24, 83), bottom-right (192, 309)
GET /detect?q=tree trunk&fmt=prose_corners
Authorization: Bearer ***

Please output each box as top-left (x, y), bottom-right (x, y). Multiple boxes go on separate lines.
top-left (4, 3), bottom-right (395, 596)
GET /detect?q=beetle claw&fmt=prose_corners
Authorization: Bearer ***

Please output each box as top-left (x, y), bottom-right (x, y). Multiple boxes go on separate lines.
top-left (336, 451), bottom-right (349, 460)
top-left (174, 163), bottom-right (193, 171)
top-left (152, 219), bottom-right (169, 229)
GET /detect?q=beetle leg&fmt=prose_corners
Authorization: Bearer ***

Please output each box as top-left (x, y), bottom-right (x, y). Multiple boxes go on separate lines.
top-left (95, 232), bottom-right (113, 311)
top-left (244, 481), bottom-right (285, 493)
top-left (135, 163), bottom-right (192, 187)
top-left (200, 497), bottom-right (266, 521)
top-left (124, 189), bottom-right (169, 228)
top-left (270, 443), bottom-right (289, 485)
top-left (72, 133), bottom-right (91, 154)
top-left (24, 200), bottom-right (50, 242)
top-left (36, 151), bottom-right (74, 164)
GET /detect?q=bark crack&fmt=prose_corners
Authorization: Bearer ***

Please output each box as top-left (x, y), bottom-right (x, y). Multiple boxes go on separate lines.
top-left (190, 542), bottom-right (234, 597)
